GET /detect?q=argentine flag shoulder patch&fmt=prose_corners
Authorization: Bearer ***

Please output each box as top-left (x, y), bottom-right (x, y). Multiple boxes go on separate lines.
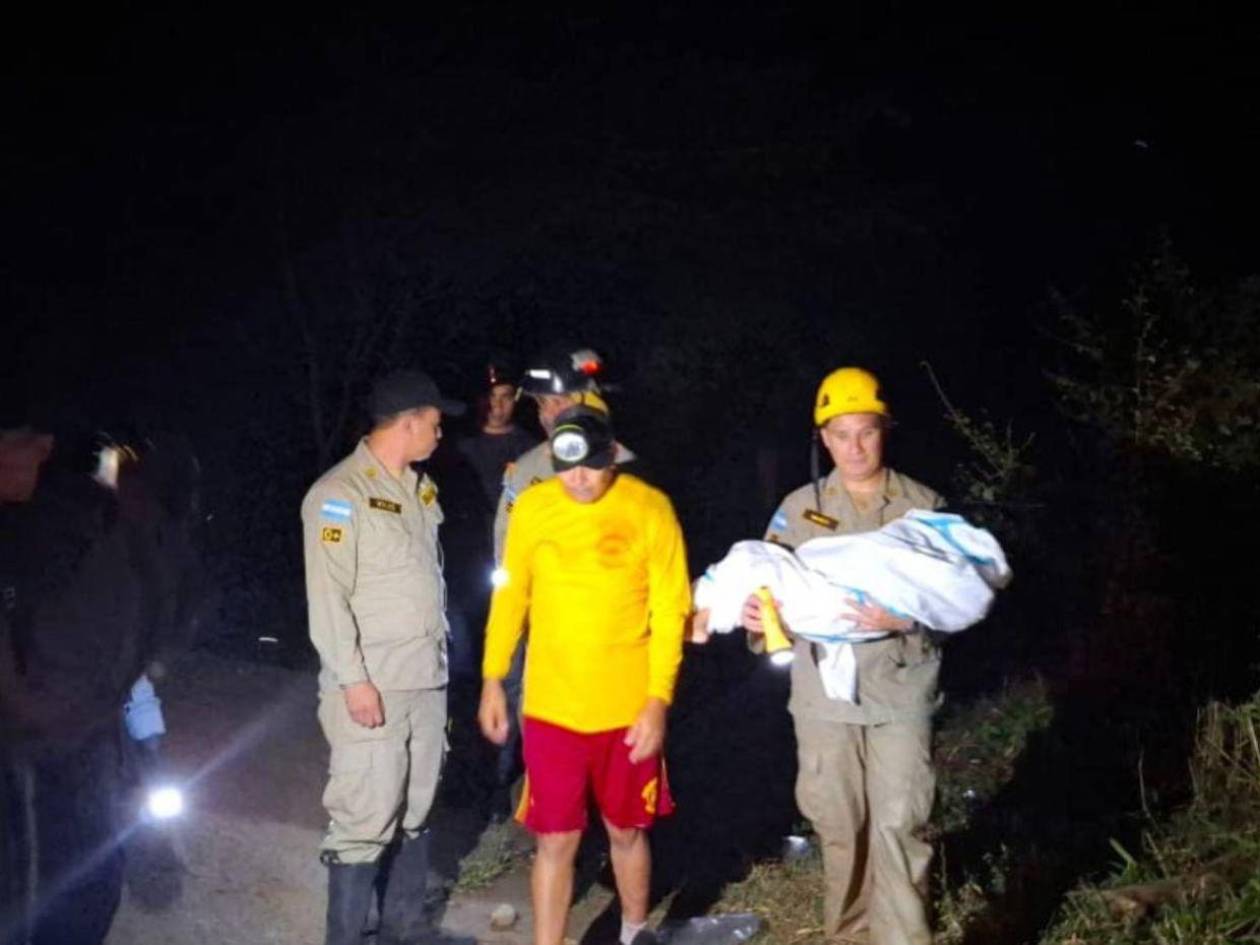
top-left (321, 498), bottom-right (353, 523)
top-left (770, 508), bottom-right (789, 533)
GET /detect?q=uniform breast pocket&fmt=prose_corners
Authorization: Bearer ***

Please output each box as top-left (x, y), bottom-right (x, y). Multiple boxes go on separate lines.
top-left (361, 512), bottom-right (415, 570)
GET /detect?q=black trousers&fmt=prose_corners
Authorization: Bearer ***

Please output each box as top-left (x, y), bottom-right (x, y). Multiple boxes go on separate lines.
top-left (5, 731), bottom-right (126, 945)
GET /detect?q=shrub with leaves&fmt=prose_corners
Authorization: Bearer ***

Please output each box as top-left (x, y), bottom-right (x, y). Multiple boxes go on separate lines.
top-left (1038, 693), bottom-right (1260, 944)
top-left (1048, 247), bottom-right (1260, 471)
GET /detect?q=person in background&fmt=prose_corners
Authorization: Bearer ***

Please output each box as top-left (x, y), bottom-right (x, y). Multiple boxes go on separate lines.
top-left (458, 361), bottom-right (538, 515)
top-left (442, 361), bottom-right (540, 685)
top-left (0, 424), bottom-right (198, 945)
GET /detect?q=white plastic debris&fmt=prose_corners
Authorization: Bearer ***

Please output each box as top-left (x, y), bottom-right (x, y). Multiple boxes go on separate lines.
top-left (490, 903), bottom-right (518, 930)
top-left (781, 835), bottom-right (812, 863)
top-left (657, 914), bottom-right (764, 945)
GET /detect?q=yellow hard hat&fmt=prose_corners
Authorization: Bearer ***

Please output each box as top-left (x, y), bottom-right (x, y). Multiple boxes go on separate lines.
top-left (571, 390), bottom-right (610, 414)
top-left (813, 367), bottom-right (888, 426)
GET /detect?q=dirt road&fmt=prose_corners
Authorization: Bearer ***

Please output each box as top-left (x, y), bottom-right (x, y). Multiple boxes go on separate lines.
top-left (105, 638), bottom-right (791, 944)
top-left (105, 653), bottom-right (544, 945)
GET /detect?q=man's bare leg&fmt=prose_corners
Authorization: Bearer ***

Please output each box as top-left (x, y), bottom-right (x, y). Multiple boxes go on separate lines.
top-left (533, 830), bottom-right (582, 945)
top-left (604, 820), bottom-right (650, 927)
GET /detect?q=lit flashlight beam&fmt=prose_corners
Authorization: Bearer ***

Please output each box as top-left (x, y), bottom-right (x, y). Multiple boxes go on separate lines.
top-left (146, 786), bottom-right (185, 820)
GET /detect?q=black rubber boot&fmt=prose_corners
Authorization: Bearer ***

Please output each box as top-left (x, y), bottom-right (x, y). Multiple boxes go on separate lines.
top-left (325, 861), bottom-right (377, 945)
top-left (378, 833), bottom-right (475, 945)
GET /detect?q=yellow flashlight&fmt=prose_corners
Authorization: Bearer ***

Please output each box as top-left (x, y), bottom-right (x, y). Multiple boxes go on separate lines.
top-left (755, 587), bottom-right (795, 666)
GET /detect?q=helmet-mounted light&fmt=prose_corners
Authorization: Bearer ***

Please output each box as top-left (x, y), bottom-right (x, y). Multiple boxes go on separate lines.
top-left (488, 363), bottom-right (513, 388)
top-left (552, 426), bottom-right (590, 464)
top-left (570, 348), bottom-right (603, 377)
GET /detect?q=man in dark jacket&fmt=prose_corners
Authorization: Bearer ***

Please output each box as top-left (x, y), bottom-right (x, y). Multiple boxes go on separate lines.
top-left (0, 427), bottom-right (201, 945)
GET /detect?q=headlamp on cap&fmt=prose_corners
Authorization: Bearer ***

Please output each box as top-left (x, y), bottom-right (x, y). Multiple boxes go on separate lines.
top-left (552, 427), bottom-right (591, 465)
top-left (94, 438), bottom-right (140, 491)
top-left (487, 362), bottom-right (515, 389)
top-left (550, 407), bottom-right (615, 472)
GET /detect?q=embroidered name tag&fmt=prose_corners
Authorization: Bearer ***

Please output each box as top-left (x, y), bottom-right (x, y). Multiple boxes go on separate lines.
top-left (803, 509), bottom-right (839, 530)
top-left (369, 498), bottom-right (402, 514)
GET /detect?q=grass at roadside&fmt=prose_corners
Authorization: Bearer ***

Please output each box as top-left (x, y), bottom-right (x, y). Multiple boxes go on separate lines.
top-left (454, 818), bottom-right (529, 891)
top-left (706, 682), bottom-right (1260, 944)
top-left (1037, 695), bottom-right (1260, 944)
top-left (708, 678), bottom-right (1054, 945)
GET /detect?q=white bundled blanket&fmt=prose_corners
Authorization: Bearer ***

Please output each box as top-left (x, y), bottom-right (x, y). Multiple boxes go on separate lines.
top-left (693, 511), bottom-right (1012, 702)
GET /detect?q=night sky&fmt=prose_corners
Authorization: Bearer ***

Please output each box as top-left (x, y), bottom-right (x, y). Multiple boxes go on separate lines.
top-left (5, 5), bottom-right (1258, 497)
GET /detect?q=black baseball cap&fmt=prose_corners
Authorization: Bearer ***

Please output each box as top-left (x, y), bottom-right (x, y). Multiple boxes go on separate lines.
top-left (370, 370), bottom-right (466, 419)
top-left (550, 405), bottom-right (615, 471)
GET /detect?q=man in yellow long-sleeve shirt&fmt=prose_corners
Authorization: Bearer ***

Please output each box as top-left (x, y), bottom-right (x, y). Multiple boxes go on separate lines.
top-left (478, 404), bottom-right (691, 945)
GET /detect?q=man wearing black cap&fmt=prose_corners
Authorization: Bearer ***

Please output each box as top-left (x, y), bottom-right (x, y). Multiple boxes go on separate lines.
top-left (479, 405), bottom-right (691, 945)
top-left (301, 369), bottom-right (469, 945)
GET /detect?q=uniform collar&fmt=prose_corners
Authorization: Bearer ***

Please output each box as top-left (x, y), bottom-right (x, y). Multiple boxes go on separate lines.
top-left (821, 467), bottom-right (893, 515)
top-left (355, 439), bottom-right (419, 495)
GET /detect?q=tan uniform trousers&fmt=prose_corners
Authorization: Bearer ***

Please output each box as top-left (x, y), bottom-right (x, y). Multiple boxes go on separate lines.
top-left (317, 688), bottom-right (447, 864)
top-left (794, 716), bottom-right (934, 945)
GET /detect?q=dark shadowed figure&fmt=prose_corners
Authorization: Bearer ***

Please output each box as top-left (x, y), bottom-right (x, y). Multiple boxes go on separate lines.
top-left (0, 428), bottom-right (204, 945)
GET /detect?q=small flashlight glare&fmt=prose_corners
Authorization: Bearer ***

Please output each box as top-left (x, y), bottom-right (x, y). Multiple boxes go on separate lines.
top-left (146, 786), bottom-right (185, 820)
top-left (490, 567), bottom-right (509, 589)
top-left (95, 447), bottom-right (121, 491)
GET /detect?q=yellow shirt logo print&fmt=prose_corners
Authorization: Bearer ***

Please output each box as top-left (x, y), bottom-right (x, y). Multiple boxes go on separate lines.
top-left (641, 777), bottom-right (659, 815)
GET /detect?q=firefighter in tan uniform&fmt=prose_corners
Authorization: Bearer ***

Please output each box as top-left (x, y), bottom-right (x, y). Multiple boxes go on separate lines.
top-left (302, 369), bottom-right (471, 945)
top-left (492, 344), bottom-right (613, 562)
top-left (493, 439), bottom-right (553, 561)
top-left (745, 367), bottom-right (944, 945)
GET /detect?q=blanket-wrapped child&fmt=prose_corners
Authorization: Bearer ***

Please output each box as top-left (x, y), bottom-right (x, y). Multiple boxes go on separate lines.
top-left (691, 511), bottom-right (1012, 702)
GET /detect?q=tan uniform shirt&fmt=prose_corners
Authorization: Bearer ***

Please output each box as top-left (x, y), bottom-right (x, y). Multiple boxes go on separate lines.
top-left (302, 440), bottom-right (449, 693)
top-left (492, 441), bottom-right (553, 563)
top-left (765, 467), bottom-right (945, 725)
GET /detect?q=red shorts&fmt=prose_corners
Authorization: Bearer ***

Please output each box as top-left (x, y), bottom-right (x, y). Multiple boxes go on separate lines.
top-left (517, 716), bottom-right (676, 833)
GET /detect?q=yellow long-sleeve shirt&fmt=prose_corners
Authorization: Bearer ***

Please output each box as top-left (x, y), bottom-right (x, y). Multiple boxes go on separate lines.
top-left (482, 473), bottom-right (691, 733)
